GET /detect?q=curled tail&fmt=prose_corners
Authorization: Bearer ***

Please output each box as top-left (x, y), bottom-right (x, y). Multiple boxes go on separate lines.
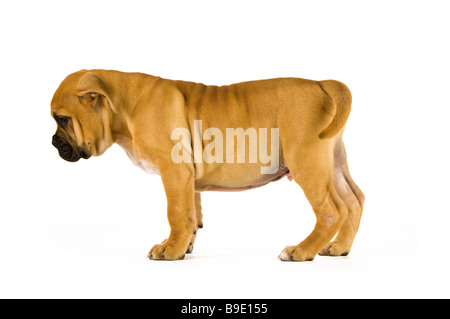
top-left (318, 80), bottom-right (352, 139)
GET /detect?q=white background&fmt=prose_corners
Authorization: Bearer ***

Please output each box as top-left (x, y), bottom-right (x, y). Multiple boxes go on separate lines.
top-left (1, 0), bottom-right (449, 298)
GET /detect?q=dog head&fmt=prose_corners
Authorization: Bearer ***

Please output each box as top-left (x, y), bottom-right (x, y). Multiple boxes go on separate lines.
top-left (51, 70), bottom-right (117, 162)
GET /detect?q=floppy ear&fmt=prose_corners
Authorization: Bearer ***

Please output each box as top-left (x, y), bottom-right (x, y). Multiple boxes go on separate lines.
top-left (77, 72), bottom-right (117, 113)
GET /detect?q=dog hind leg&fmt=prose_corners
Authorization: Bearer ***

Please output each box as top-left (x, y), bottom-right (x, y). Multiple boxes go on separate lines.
top-left (319, 136), bottom-right (365, 256)
top-left (279, 141), bottom-right (349, 261)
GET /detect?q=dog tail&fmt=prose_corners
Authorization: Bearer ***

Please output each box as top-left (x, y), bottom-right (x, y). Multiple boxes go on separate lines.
top-left (318, 80), bottom-right (352, 139)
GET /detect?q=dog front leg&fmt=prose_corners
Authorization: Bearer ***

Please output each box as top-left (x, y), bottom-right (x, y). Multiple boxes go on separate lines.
top-left (148, 166), bottom-right (196, 261)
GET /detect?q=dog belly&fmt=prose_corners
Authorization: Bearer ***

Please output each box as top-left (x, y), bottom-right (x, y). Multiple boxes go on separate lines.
top-left (195, 165), bottom-right (291, 192)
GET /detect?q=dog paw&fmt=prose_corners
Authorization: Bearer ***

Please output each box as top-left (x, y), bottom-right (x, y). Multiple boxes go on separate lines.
top-left (147, 240), bottom-right (186, 261)
top-left (318, 241), bottom-right (350, 257)
top-left (278, 245), bottom-right (316, 262)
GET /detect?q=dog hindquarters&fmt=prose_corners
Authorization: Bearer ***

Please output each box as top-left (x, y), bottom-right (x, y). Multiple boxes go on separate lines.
top-left (318, 80), bottom-right (352, 139)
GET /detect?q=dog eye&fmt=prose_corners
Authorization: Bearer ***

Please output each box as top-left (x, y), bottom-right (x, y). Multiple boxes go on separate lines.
top-left (54, 113), bottom-right (70, 127)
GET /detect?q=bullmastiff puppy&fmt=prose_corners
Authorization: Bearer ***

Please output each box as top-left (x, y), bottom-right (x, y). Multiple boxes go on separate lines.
top-left (51, 69), bottom-right (364, 261)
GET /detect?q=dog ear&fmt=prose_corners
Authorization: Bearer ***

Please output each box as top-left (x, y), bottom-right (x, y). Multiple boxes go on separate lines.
top-left (77, 72), bottom-right (117, 113)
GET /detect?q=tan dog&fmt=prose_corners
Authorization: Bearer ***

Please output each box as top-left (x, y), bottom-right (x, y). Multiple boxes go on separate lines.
top-left (51, 69), bottom-right (364, 261)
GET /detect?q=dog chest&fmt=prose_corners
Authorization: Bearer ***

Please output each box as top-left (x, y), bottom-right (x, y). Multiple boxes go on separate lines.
top-left (137, 159), bottom-right (160, 175)
top-left (115, 135), bottom-right (160, 175)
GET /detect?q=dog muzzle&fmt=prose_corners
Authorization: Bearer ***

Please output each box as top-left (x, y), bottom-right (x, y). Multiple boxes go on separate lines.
top-left (52, 134), bottom-right (90, 162)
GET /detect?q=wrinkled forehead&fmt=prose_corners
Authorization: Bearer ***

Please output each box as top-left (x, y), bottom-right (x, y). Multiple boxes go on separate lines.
top-left (51, 93), bottom-right (79, 116)
top-left (51, 71), bottom-right (85, 113)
